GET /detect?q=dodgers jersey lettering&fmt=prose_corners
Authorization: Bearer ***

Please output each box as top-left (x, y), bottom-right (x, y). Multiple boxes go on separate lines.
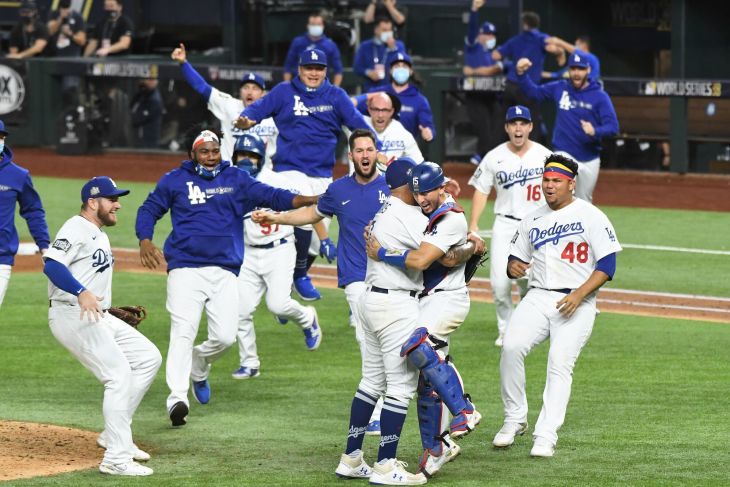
top-left (243, 169), bottom-right (297, 246)
top-left (365, 196), bottom-right (427, 291)
top-left (469, 141), bottom-right (552, 219)
top-left (46, 215), bottom-right (114, 308)
top-left (510, 198), bottom-right (622, 290)
top-left (422, 196), bottom-right (468, 292)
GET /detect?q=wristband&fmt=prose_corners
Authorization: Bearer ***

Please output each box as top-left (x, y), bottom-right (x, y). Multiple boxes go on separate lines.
top-left (377, 247), bottom-right (409, 268)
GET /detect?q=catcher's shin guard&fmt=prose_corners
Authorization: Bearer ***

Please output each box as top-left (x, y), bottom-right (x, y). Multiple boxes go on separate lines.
top-left (416, 375), bottom-right (447, 455)
top-left (401, 327), bottom-right (469, 416)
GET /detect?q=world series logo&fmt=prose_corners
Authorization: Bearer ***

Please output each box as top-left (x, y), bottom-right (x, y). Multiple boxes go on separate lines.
top-left (0, 64), bottom-right (25, 115)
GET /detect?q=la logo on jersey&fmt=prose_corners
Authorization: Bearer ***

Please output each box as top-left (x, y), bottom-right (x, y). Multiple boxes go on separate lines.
top-left (187, 181), bottom-right (206, 204)
top-left (293, 95), bottom-right (309, 116)
top-left (378, 190), bottom-right (387, 203)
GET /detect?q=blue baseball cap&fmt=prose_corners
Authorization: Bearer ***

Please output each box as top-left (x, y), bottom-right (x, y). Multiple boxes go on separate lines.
top-left (505, 105), bottom-right (532, 122)
top-left (568, 52), bottom-right (589, 69)
top-left (81, 176), bottom-right (130, 202)
top-left (386, 157), bottom-right (417, 189)
top-left (299, 48), bottom-right (328, 67)
top-left (389, 51), bottom-right (412, 67)
top-left (0, 119), bottom-right (8, 136)
top-left (241, 72), bottom-right (266, 90)
top-left (479, 22), bottom-right (496, 35)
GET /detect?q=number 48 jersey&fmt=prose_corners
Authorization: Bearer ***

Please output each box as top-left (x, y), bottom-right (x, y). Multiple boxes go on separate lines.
top-left (243, 168), bottom-right (296, 246)
top-left (510, 198), bottom-right (622, 291)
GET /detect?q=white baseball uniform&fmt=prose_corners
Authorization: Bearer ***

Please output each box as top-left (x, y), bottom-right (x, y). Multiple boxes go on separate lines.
top-left (46, 215), bottom-right (161, 465)
top-left (207, 88), bottom-right (278, 165)
top-left (469, 141), bottom-right (552, 336)
top-left (500, 197), bottom-right (621, 445)
top-left (357, 196), bottom-right (427, 404)
top-left (346, 117), bottom-right (424, 174)
top-left (0, 264), bottom-right (10, 308)
top-left (234, 168), bottom-right (316, 369)
top-left (274, 170), bottom-right (332, 253)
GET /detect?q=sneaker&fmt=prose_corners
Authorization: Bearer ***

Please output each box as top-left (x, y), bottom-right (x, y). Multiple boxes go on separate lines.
top-left (335, 450), bottom-right (372, 479)
top-left (169, 401), bottom-right (189, 427)
top-left (370, 458), bottom-right (427, 485)
top-left (231, 366), bottom-right (260, 380)
top-left (530, 437), bottom-right (555, 458)
top-left (492, 422), bottom-right (528, 448)
top-left (96, 435), bottom-right (150, 462)
top-left (293, 276), bottom-right (321, 301)
top-left (192, 379), bottom-right (210, 404)
top-left (418, 442), bottom-right (461, 478)
top-left (365, 420), bottom-right (381, 436)
top-left (450, 403), bottom-right (481, 439)
top-left (277, 316), bottom-right (288, 325)
top-left (494, 333), bottom-right (504, 347)
top-left (469, 153), bottom-right (483, 166)
top-left (303, 307), bottom-right (322, 350)
top-left (99, 460), bottom-right (153, 476)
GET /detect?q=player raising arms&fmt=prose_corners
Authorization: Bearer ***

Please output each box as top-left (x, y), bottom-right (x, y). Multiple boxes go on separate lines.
top-left (493, 154), bottom-right (621, 457)
top-left (135, 126), bottom-right (318, 427)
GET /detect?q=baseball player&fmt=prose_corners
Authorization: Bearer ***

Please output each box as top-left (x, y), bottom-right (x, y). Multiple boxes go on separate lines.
top-left (135, 127), bottom-right (319, 427)
top-left (493, 154), bottom-right (621, 457)
top-left (366, 162), bottom-right (484, 478)
top-left (236, 48), bottom-right (373, 302)
top-left (468, 105), bottom-right (551, 347)
top-left (334, 157), bottom-right (427, 484)
top-left (171, 43), bottom-right (278, 164)
top-left (230, 133), bottom-right (322, 381)
top-left (0, 120), bottom-right (49, 309)
top-left (44, 177), bottom-right (162, 476)
top-left (516, 54), bottom-right (619, 201)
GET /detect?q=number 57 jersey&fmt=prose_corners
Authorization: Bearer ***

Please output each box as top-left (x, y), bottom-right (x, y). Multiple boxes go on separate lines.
top-left (510, 198), bottom-right (622, 291)
top-left (243, 168), bottom-right (295, 246)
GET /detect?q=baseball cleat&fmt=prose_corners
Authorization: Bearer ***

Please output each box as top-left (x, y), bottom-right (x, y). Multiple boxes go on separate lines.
top-left (365, 419), bottom-right (381, 436)
top-left (335, 450), bottom-right (372, 479)
top-left (418, 441), bottom-right (461, 478)
top-left (99, 460), bottom-right (153, 476)
top-left (293, 276), bottom-right (321, 301)
top-left (494, 333), bottom-right (504, 347)
top-left (231, 366), bottom-right (260, 380)
top-left (303, 307), bottom-right (322, 350)
top-left (276, 315), bottom-right (289, 325)
top-left (192, 379), bottom-right (211, 404)
top-left (169, 401), bottom-right (189, 427)
top-left (369, 458), bottom-right (427, 485)
top-left (450, 402), bottom-right (481, 440)
top-left (492, 421), bottom-right (528, 448)
top-left (530, 437), bottom-right (555, 458)
top-left (96, 435), bottom-right (151, 462)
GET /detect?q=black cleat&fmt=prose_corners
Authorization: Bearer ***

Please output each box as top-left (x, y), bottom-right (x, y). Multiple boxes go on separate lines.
top-left (169, 401), bottom-right (189, 427)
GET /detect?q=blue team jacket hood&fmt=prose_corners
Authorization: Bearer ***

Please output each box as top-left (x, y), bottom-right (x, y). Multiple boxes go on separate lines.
top-left (291, 75), bottom-right (333, 98)
top-left (180, 158), bottom-right (232, 175)
top-left (0, 146), bottom-right (13, 168)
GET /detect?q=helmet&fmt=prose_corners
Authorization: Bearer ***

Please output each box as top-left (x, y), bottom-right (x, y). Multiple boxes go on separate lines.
top-left (233, 134), bottom-right (266, 177)
top-left (408, 162), bottom-right (444, 193)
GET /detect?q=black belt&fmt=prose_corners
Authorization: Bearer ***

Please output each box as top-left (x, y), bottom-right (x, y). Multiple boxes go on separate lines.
top-left (250, 238), bottom-right (288, 249)
top-left (498, 214), bottom-right (522, 222)
top-left (532, 287), bottom-right (572, 294)
top-left (419, 288), bottom-right (445, 299)
top-left (370, 285), bottom-right (418, 298)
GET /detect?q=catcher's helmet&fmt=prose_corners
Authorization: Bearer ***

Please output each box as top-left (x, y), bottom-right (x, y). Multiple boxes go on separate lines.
top-left (233, 133), bottom-right (266, 159)
top-left (409, 161), bottom-right (444, 193)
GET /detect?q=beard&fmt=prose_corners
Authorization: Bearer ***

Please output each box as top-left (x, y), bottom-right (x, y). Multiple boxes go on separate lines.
top-left (97, 208), bottom-right (117, 226)
top-left (353, 158), bottom-right (376, 179)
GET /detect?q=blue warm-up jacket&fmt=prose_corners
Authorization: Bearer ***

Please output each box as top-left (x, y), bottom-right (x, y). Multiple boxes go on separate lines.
top-left (353, 38), bottom-right (406, 91)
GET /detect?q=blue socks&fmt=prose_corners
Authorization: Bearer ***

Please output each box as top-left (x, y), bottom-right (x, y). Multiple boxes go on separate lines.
top-left (293, 227), bottom-right (312, 279)
top-left (345, 390), bottom-right (378, 454)
top-left (378, 396), bottom-right (409, 461)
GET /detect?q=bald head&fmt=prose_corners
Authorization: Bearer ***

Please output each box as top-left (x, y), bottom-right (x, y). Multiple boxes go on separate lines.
top-left (368, 92), bottom-right (395, 133)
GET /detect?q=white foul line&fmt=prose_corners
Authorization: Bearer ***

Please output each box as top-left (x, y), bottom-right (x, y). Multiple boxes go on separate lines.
top-left (597, 299), bottom-right (729, 314)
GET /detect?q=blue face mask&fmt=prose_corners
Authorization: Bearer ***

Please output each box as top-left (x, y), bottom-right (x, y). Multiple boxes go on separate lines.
top-left (236, 158), bottom-right (260, 178)
top-left (195, 163), bottom-right (222, 180)
top-left (392, 67), bottom-right (410, 85)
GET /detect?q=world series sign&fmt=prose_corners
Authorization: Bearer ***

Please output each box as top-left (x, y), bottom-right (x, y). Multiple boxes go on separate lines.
top-left (0, 63), bottom-right (26, 116)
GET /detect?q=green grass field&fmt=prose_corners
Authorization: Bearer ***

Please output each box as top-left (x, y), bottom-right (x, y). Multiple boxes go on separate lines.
top-left (3, 175), bottom-right (730, 485)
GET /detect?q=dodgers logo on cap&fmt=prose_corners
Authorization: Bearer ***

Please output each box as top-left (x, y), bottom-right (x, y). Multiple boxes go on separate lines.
top-left (505, 105), bottom-right (532, 122)
top-left (299, 48), bottom-right (328, 67)
top-left (569, 52), bottom-right (589, 68)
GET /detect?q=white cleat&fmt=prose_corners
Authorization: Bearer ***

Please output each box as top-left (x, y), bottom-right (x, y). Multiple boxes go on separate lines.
top-left (418, 442), bottom-right (461, 478)
top-left (97, 435), bottom-right (151, 462)
top-left (335, 450), bottom-right (372, 479)
top-left (530, 437), bottom-right (555, 458)
top-left (494, 333), bottom-right (504, 347)
top-left (369, 458), bottom-right (427, 485)
top-left (99, 460), bottom-right (153, 476)
top-left (492, 422), bottom-right (528, 448)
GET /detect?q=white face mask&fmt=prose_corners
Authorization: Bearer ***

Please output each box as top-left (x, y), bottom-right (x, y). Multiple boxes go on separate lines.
top-left (379, 30), bottom-right (394, 43)
top-left (308, 24), bottom-right (324, 37)
top-left (484, 38), bottom-right (496, 50)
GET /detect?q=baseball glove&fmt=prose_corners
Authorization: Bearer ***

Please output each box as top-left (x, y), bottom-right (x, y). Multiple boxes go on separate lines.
top-left (464, 251), bottom-right (489, 284)
top-left (108, 306), bottom-right (147, 328)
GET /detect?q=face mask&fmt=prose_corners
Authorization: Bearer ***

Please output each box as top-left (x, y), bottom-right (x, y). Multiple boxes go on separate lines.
top-left (308, 25), bottom-right (324, 37)
top-left (484, 38), bottom-right (496, 50)
top-left (194, 163), bottom-right (221, 180)
top-left (391, 67), bottom-right (410, 85)
top-left (379, 31), bottom-right (393, 43)
top-left (236, 158), bottom-right (260, 178)
top-left (0, 141), bottom-right (5, 153)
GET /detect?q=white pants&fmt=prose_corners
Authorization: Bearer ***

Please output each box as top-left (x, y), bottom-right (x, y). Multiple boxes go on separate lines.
top-left (491, 216), bottom-right (529, 335)
top-left (275, 170), bottom-right (332, 254)
top-left (0, 264), bottom-right (10, 309)
top-left (236, 242), bottom-right (315, 368)
top-left (49, 305), bottom-right (161, 464)
top-left (556, 151), bottom-right (600, 202)
top-left (357, 288), bottom-right (420, 403)
top-left (344, 281), bottom-right (368, 352)
top-left (418, 287), bottom-right (471, 347)
top-left (499, 288), bottom-right (596, 445)
top-left (166, 267), bottom-right (238, 410)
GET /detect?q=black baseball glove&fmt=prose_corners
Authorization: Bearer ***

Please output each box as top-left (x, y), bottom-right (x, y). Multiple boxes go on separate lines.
top-left (464, 251), bottom-right (489, 284)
